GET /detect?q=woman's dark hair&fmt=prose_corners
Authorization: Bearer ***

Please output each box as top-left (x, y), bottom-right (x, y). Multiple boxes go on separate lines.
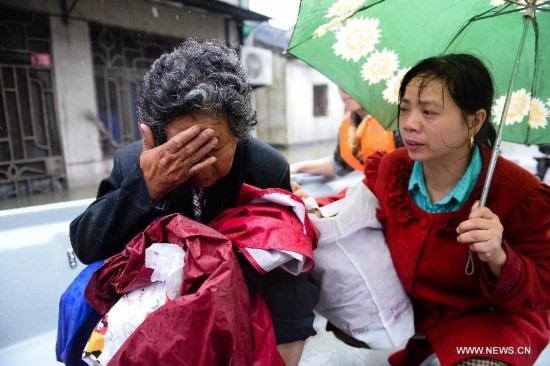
top-left (137, 38), bottom-right (257, 145)
top-left (398, 53), bottom-right (497, 149)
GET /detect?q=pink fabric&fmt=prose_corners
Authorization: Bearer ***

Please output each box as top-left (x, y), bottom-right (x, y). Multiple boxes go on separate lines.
top-left (210, 184), bottom-right (318, 274)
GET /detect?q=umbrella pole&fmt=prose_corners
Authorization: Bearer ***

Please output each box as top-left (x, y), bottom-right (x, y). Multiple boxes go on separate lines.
top-left (479, 12), bottom-right (534, 207)
top-left (465, 9), bottom-right (534, 276)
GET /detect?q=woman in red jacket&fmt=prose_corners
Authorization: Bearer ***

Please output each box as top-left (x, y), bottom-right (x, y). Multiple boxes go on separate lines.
top-left (364, 54), bottom-right (550, 365)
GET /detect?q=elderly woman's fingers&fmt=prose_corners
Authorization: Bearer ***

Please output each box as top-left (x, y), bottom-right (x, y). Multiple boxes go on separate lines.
top-left (157, 127), bottom-right (218, 178)
top-left (139, 124), bottom-right (156, 151)
top-left (187, 156), bottom-right (217, 176)
top-left (167, 135), bottom-right (217, 179)
top-left (164, 125), bottom-right (201, 154)
top-left (167, 127), bottom-right (214, 156)
top-left (186, 137), bottom-right (218, 164)
top-left (175, 136), bottom-right (218, 180)
top-left (140, 126), bottom-right (218, 201)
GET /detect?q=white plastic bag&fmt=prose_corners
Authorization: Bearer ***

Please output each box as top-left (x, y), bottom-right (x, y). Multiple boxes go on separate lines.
top-left (309, 184), bottom-right (414, 349)
top-left (82, 243), bottom-right (185, 365)
top-left (145, 243), bottom-right (186, 299)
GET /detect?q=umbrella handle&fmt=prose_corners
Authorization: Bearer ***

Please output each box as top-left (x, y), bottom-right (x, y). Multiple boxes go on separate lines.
top-left (467, 11), bottom-right (534, 276)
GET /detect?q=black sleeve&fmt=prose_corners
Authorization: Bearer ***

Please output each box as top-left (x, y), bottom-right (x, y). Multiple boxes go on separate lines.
top-left (273, 158), bottom-right (292, 192)
top-left (242, 138), bottom-right (292, 191)
top-left (69, 143), bottom-right (158, 264)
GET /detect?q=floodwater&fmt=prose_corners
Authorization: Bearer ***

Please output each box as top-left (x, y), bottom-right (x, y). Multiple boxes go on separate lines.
top-left (277, 140), bottom-right (335, 165)
top-left (2, 140), bottom-right (547, 211)
top-left (0, 141), bottom-right (336, 211)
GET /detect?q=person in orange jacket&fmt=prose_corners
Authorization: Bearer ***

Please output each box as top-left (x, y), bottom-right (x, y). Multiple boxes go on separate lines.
top-left (290, 88), bottom-right (401, 178)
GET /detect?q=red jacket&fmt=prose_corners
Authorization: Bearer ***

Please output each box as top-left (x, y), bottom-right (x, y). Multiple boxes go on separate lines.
top-left (365, 148), bottom-right (550, 366)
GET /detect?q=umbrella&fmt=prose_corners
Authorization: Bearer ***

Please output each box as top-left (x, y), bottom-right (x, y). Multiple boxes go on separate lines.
top-left (288, 0), bottom-right (549, 275)
top-left (287, 0), bottom-right (550, 146)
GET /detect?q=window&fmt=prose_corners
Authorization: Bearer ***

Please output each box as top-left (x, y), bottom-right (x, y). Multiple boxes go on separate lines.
top-left (313, 84), bottom-right (328, 116)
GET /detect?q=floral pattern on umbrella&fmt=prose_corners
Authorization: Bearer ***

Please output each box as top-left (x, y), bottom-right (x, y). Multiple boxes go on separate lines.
top-left (288, 0), bottom-right (550, 144)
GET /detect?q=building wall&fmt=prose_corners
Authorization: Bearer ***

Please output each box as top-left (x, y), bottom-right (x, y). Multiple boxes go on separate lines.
top-left (0, 0), bottom-right (239, 42)
top-left (0, 0), bottom-right (242, 190)
top-left (285, 60), bottom-right (343, 145)
top-left (254, 54), bottom-right (343, 146)
top-left (253, 52), bottom-right (289, 145)
top-left (50, 17), bottom-right (107, 188)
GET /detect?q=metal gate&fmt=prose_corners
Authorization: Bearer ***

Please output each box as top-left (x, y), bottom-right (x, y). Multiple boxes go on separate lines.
top-left (0, 7), bottom-right (65, 199)
top-left (91, 24), bottom-right (179, 155)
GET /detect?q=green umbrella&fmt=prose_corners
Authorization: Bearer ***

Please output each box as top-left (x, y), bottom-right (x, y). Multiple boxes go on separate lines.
top-left (288, 0), bottom-right (550, 275)
top-left (287, 0), bottom-right (550, 146)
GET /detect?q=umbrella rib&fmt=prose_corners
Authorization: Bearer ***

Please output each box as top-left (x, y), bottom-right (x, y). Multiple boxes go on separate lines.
top-left (352, 0), bottom-right (389, 13)
top-left (444, 9), bottom-right (523, 53)
top-left (532, 0), bottom-right (550, 12)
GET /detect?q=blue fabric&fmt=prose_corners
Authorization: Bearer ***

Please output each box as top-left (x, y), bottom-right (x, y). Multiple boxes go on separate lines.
top-left (409, 147), bottom-right (482, 213)
top-left (56, 260), bottom-right (104, 365)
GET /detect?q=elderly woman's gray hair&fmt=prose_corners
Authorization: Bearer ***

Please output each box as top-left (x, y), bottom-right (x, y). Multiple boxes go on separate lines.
top-left (137, 38), bottom-right (257, 145)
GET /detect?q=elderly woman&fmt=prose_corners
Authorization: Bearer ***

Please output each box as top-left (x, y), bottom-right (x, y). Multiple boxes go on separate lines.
top-left (70, 38), bottom-right (318, 365)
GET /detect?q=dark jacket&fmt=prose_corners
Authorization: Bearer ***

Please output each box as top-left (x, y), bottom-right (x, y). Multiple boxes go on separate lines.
top-left (70, 138), bottom-right (318, 345)
top-left (70, 138), bottom-right (291, 264)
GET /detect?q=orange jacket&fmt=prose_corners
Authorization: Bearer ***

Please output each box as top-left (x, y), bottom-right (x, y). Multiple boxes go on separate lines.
top-left (339, 115), bottom-right (395, 171)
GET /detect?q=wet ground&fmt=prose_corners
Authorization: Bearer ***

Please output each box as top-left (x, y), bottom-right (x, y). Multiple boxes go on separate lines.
top-left (277, 140), bottom-right (336, 165)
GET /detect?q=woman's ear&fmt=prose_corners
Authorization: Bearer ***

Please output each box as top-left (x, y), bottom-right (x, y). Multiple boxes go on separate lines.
top-left (468, 109), bottom-right (487, 135)
top-left (473, 109), bottom-right (487, 133)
